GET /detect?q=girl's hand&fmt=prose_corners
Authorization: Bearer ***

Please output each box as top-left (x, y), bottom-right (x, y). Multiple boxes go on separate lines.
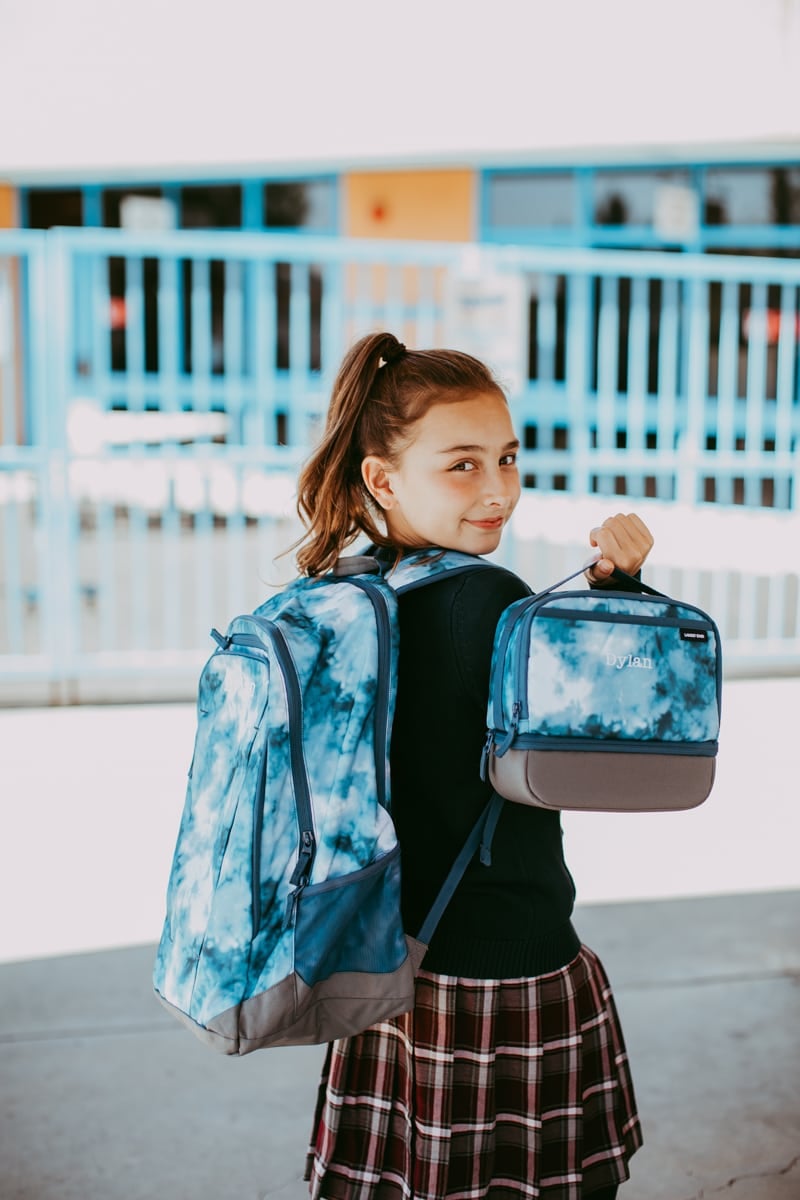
top-left (585, 513), bottom-right (654, 585)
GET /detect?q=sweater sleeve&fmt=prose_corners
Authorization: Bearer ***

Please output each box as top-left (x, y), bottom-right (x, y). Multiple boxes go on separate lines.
top-left (451, 567), bottom-right (531, 711)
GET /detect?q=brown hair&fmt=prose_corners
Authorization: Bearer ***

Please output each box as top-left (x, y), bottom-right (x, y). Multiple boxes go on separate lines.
top-left (294, 331), bottom-right (505, 575)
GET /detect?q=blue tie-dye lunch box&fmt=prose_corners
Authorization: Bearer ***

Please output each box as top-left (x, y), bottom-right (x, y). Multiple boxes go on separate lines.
top-left (483, 584), bottom-right (722, 812)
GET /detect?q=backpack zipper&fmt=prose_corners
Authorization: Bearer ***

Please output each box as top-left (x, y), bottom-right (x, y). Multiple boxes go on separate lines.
top-left (244, 616), bottom-right (316, 935)
top-left (277, 576), bottom-right (394, 928)
top-left (490, 595), bottom-right (535, 729)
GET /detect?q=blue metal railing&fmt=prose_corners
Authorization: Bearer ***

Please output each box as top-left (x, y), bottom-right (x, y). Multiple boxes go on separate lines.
top-left (32, 229), bottom-right (800, 500)
top-left (1, 227), bottom-right (799, 697)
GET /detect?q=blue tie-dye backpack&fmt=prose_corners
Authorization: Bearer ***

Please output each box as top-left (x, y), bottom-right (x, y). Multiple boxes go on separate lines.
top-left (153, 549), bottom-right (494, 1056)
top-left (482, 566), bottom-right (722, 813)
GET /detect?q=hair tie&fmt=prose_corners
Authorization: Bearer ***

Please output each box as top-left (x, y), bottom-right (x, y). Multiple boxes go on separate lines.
top-left (382, 341), bottom-right (406, 367)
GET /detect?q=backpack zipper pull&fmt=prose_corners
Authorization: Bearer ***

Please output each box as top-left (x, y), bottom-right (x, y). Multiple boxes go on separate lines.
top-left (284, 830), bottom-right (316, 928)
top-left (289, 830), bottom-right (316, 886)
top-left (495, 702), bottom-right (521, 758)
top-left (284, 884), bottom-right (303, 930)
top-left (479, 731), bottom-right (494, 781)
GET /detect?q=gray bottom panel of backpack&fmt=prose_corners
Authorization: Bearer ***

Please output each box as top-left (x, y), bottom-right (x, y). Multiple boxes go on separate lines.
top-left (158, 955), bottom-right (418, 1056)
top-left (489, 748), bottom-right (716, 812)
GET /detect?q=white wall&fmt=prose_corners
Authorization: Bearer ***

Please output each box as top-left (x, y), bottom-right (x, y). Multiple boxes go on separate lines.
top-left (2, 0), bottom-right (800, 180)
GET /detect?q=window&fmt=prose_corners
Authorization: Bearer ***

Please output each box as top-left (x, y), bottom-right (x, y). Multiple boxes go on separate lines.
top-left (486, 173), bottom-right (575, 228)
top-left (26, 189), bottom-right (83, 228)
top-left (704, 167), bottom-right (800, 226)
top-left (264, 180), bottom-right (336, 230)
top-left (592, 170), bottom-right (693, 228)
top-left (181, 185), bottom-right (242, 229)
top-left (102, 187), bottom-right (163, 227)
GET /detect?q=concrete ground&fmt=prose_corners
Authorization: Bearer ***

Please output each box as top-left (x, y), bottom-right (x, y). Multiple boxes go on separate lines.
top-left (1, 680), bottom-right (799, 1198)
top-left (1, 892), bottom-right (798, 1200)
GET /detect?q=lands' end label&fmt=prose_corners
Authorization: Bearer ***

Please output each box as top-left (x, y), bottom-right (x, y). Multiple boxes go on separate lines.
top-left (680, 628), bottom-right (709, 642)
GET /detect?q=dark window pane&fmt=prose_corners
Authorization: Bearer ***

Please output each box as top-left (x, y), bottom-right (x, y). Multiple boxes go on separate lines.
top-left (704, 167), bottom-right (800, 226)
top-left (593, 170), bottom-right (692, 226)
top-left (264, 180), bottom-right (335, 230)
top-left (487, 173), bottom-right (575, 227)
top-left (27, 189), bottom-right (83, 228)
top-left (181, 185), bottom-right (242, 229)
top-left (771, 168), bottom-right (800, 224)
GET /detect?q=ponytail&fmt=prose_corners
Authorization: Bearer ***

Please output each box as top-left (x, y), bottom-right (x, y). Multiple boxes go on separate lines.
top-left (295, 332), bottom-right (401, 576)
top-left (294, 331), bottom-right (504, 576)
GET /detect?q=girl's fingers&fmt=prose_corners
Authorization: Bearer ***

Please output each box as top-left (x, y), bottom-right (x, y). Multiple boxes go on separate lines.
top-left (586, 513), bottom-right (654, 581)
top-left (626, 512), bottom-right (652, 540)
top-left (586, 557), bottom-right (616, 581)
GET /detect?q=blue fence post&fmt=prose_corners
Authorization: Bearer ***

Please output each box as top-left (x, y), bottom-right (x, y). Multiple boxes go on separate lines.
top-left (715, 279), bottom-right (740, 505)
top-left (744, 282), bottom-right (768, 507)
top-left (89, 245), bottom-right (118, 654)
top-left (626, 274), bottom-right (649, 497)
top-left (42, 229), bottom-right (80, 698)
top-left (774, 282), bottom-right (795, 510)
top-left (156, 250), bottom-right (182, 656)
top-left (0, 251), bottom-right (23, 657)
top-left (596, 273), bottom-right (620, 496)
top-left (655, 276), bottom-right (680, 500)
top-left (565, 270), bottom-right (592, 494)
top-left (221, 255), bottom-right (246, 620)
top-left (679, 276), bottom-right (710, 505)
top-left (25, 237), bottom-right (54, 671)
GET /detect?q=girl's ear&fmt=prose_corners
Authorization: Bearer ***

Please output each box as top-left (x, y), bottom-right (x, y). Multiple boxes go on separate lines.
top-left (362, 456), bottom-right (395, 510)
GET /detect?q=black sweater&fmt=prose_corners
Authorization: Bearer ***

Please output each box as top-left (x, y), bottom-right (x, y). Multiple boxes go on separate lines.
top-left (389, 563), bottom-right (582, 979)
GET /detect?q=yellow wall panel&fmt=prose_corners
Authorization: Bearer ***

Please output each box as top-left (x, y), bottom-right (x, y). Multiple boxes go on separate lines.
top-left (344, 170), bottom-right (474, 241)
top-left (0, 184), bottom-right (18, 227)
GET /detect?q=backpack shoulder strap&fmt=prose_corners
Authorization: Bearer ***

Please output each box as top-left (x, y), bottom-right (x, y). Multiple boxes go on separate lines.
top-left (414, 791), bottom-right (505, 946)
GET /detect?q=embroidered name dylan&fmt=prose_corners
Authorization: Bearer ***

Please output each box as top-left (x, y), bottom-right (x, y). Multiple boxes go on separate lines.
top-left (606, 653), bottom-right (654, 670)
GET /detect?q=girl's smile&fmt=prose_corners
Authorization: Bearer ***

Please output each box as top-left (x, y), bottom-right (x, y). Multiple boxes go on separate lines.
top-left (362, 392), bottom-right (521, 555)
top-left (468, 516), bottom-right (505, 530)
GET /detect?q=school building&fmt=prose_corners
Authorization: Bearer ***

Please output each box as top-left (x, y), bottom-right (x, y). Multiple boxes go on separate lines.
top-left (5, 156), bottom-right (800, 496)
top-left (1, 0), bottom-right (799, 698)
top-left (7, 158), bottom-right (800, 252)
top-left (3, 0), bottom-right (800, 491)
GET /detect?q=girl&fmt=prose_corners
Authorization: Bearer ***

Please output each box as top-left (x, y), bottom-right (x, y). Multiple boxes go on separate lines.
top-left (297, 332), bottom-right (651, 1200)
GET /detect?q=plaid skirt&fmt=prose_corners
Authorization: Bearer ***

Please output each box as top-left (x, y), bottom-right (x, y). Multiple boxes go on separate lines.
top-left (304, 945), bottom-right (642, 1200)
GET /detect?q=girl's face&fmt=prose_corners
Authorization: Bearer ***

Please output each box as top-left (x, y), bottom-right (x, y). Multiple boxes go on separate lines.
top-left (362, 391), bottom-right (521, 555)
